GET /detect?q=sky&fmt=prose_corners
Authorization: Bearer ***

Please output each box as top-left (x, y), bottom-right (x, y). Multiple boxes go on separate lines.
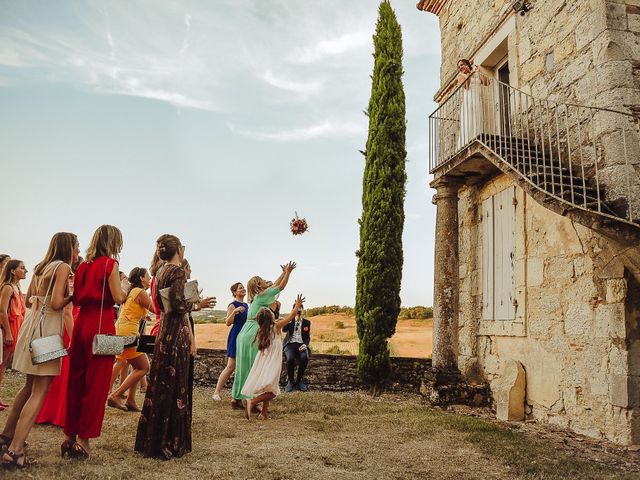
top-left (0, 0), bottom-right (441, 308)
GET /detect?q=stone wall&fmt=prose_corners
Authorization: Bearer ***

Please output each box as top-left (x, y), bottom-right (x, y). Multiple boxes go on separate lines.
top-left (456, 172), bottom-right (640, 444)
top-left (193, 349), bottom-right (431, 393)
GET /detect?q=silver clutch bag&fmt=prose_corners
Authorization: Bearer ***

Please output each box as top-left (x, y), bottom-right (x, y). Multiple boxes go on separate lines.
top-left (28, 262), bottom-right (68, 365)
top-left (92, 334), bottom-right (137, 356)
top-left (91, 259), bottom-right (138, 356)
top-left (159, 280), bottom-right (201, 313)
top-left (31, 334), bottom-right (67, 365)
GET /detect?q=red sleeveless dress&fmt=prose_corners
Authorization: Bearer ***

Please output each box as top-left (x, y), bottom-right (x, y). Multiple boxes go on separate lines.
top-left (64, 256), bottom-right (117, 439)
top-left (35, 306), bottom-right (78, 427)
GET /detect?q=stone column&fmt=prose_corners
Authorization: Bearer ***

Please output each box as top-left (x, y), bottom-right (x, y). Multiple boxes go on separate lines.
top-left (431, 176), bottom-right (462, 374)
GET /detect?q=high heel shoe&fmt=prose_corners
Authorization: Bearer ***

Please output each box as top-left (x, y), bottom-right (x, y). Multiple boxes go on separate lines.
top-left (61, 439), bottom-right (74, 458)
top-left (2, 450), bottom-right (36, 469)
top-left (70, 442), bottom-right (89, 459)
top-left (0, 434), bottom-right (11, 452)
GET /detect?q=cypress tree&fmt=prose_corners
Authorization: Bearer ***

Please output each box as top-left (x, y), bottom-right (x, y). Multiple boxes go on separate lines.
top-left (355, 0), bottom-right (406, 396)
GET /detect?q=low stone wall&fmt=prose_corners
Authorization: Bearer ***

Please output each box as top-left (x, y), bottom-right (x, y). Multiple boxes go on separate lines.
top-left (193, 348), bottom-right (431, 393)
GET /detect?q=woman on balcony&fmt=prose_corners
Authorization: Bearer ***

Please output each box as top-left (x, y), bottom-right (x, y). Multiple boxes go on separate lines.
top-left (457, 59), bottom-right (491, 149)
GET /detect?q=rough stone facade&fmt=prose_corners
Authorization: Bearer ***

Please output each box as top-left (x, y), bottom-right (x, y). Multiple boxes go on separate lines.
top-left (436, 0), bottom-right (640, 218)
top-left (457, 173), bottom-right (640, 443)
top-left (193, 349), bottom-right (431, 393)
top-left (428, 0), bottom-right (640, 444)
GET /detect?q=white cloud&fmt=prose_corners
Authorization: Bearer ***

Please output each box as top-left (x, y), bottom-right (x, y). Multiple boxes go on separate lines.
top-left (289, 31), bottom-right (371, 64)
top-left (228, 120), bottom-right (365, 142)
top-left (261, 69), bottom-right (323, 95)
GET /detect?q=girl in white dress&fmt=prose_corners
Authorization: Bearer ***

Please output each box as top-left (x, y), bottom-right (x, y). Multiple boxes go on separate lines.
top-left (242, 294), bottom-right (304, 420)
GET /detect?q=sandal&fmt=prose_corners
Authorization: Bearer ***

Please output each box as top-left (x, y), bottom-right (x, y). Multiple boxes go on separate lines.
top-left (0, 434), bottom-right (11, 452)
top-left (107, 397), bottom-right (128, 412)
top-left (125, 403), bottom-right (141, 412)
top-left (61, 439), bottom-right (75, 458)
top-left (2, 450), bottom-right (37, 469)
top-left (70, 442), bottom-right (89, 459)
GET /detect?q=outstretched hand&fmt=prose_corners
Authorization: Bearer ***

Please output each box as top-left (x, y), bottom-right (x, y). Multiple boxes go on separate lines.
top-left (292, 294), bottom-right (305, 312)
top-left (284, 261), bottom-right (297, 273)
top-left (200, 297), bottom-right (216, 309)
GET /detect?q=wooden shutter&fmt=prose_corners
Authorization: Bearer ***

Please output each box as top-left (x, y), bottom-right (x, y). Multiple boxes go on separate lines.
top-left (482, 196), bottom-right (494, 320)
top-left (482, 187), bottom-right (516, 322)
top-left (494, 187), bottom-right (516, 321)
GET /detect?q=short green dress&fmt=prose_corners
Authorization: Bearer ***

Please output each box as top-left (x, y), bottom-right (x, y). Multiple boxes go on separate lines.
top-left (231, 286), bottom-right (280, 400)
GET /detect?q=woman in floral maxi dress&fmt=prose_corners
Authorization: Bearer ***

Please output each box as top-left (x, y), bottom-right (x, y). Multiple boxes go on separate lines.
top-left (134, 234), bottom-right (214, 459)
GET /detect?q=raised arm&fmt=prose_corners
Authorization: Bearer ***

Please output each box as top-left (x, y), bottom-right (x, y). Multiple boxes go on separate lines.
top-left (276, 294), bottom-right (305, 331)
top-left (272, 264), bottom-right (286, 286)
top-left (275, 261), bottom-right (296, 292)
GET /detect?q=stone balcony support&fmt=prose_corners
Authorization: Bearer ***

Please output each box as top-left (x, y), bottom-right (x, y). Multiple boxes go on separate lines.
top-left (431, 176), bottom-right (463, 374)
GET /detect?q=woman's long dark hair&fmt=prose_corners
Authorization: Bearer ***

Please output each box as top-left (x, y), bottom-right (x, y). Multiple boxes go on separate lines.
top-left (0, 259), bottom-right (23, 287)
top-left (128, 267), bottom-right (147, 290)
top-left (125, 267), bottom-right (147, 302)
top-left (254, 307), bottom-right (275, 351)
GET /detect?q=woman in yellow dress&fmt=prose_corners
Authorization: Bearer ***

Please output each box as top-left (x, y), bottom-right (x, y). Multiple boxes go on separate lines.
top-left (106, 267), bottom-right (151, 412)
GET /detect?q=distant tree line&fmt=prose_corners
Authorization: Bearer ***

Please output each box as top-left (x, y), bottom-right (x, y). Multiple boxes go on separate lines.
top-left (304, 305), bottom-right (432, 320)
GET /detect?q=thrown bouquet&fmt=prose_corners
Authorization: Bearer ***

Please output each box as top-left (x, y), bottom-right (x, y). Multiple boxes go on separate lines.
top-left (290, 212), bottom-right (309, 236)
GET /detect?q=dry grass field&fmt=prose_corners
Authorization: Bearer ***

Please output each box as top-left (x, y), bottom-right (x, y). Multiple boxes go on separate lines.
top-left (196, 313), bottom-right (433, 357)
top-left (0, 371), bottom-right (636, 479)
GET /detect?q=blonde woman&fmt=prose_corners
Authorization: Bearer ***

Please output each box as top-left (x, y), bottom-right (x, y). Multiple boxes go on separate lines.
top-left (62, 225), bottom-right (127, 459)
top-left (1, 233), bottom-right (77, 468)
top-left (230, 262), bottom-right (296, 405)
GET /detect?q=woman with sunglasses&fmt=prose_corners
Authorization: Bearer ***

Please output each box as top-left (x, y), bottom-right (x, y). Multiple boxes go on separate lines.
top-left (134, 235), bottom-right (215, 459)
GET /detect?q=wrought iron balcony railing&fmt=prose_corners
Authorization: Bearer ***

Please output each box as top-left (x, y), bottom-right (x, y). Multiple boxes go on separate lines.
top-left (428, 71), bottom-right (640, 226)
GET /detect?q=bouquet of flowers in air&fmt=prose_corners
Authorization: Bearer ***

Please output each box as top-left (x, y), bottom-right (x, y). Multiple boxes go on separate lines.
top-left (290, 212), bottom-right (309, 236)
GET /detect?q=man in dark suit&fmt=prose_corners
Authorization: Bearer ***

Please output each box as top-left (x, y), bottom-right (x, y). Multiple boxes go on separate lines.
top-left (282, 305), bottom-right (311, 392)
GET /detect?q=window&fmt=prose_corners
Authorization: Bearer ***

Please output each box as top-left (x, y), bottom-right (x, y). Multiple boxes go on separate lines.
top-left (482, 186), bottom-right (516, 321)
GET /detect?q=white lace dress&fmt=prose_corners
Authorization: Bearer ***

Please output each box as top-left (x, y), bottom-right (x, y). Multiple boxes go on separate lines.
top-left (241, 329), bottom-right (283, 397)
top-left (458, 75), bottom-right (486, 148)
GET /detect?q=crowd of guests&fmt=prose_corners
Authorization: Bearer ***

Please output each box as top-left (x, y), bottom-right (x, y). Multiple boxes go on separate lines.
top-left (0, 225), bottom-right (312, 469)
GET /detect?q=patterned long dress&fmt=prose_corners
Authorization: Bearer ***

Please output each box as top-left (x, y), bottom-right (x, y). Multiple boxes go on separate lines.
top-left (135, 263), bottom-right (193, 459)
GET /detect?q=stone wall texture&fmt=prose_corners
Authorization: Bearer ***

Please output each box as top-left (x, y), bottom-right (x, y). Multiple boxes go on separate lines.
top-left (456, 174), bottom-right (640, 444)
top-left (433, 0), bottom-right (640, 444)
top-left (193, 349), bottom-right (431, 393)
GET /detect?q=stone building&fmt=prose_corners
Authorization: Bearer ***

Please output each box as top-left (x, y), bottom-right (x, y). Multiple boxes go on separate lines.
top-left (418, 0), bottom-right (640, 444)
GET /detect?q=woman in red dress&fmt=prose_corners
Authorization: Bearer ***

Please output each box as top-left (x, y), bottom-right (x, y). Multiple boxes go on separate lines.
top-left (0, 259), bottom-right (27, 410)
top-left (62, 225), bottom-right (126, 459)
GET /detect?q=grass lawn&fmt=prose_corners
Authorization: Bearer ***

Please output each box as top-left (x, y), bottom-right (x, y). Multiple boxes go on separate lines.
top-left (0, 371), bottom-right (636, 479)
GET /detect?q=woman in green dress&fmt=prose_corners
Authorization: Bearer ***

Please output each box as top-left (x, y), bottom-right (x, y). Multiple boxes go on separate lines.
top-left (230, 262), bottom-right (296, 408)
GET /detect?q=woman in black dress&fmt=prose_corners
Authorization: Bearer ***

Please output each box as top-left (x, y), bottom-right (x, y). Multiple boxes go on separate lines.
top-left (134, 234), bottom-right (213, 459)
